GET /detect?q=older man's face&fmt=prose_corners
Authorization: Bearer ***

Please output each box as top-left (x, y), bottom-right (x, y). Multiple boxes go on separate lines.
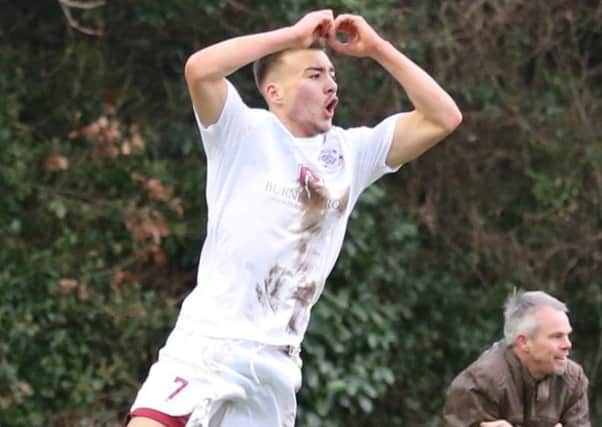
top-left (523, 306), bottom-right (573, 379)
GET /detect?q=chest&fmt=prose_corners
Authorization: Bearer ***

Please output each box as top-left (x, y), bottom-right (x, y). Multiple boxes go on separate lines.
top-left (217, 128), bottom-right (352, 238)
top-left (239, 128), bottom-right (350, 207)
top-left (503, 381), bottom-right (565, 427)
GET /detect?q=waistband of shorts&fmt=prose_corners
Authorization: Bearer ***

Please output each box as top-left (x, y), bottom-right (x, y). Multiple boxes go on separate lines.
top-left (276, 344), bottom-right (301, 358)
top-left (167, 328), bottom-right (301, 358)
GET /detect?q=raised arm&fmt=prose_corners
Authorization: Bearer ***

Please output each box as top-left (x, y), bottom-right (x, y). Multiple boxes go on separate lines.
top-left (184, 10), bottom-right (334, 127)
top-left (328, 14), bottom-right (462, 167)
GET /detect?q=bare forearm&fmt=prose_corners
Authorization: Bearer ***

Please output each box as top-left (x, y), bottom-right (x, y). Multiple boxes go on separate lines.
top-left (185, 10), bottom-right (334, 127)
top-left (185, 27), bottom-right (299, 81)
top-left (371, 40), bottom-right (462, 131)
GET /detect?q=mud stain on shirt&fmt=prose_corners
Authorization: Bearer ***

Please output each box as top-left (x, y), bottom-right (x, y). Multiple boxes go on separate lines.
top-left (286, 280), bottom-right (317, 334)
top-left (255, 264), bottom-right (291, 312)
top-left (298, 165), bottom-right (327, 233)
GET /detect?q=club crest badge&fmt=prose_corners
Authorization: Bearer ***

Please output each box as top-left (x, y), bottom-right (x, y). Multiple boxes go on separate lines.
top-left (318, 147), bottom-right (344, 171)
top-left (318, 132), bottom-right (344, 172)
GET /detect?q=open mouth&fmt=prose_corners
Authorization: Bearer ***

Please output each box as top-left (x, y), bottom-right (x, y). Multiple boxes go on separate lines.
top-left (325, 97), bottom-right (338, 118)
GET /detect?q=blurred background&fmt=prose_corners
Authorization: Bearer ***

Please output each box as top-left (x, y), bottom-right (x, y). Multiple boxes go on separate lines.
top-left (1, 0), bottom-right (600, 426)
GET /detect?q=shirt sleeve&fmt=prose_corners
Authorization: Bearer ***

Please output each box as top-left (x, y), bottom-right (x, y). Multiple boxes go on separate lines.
top-left (442, 372), bottom-right (501, 427)
top-left (194, 79), bottom-right (252, 161)
top-left (343, 113), bottom-right (402, 194)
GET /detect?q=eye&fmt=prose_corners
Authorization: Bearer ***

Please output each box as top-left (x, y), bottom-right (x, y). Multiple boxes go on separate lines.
top-left (309, 73), bottom-right (320, 79)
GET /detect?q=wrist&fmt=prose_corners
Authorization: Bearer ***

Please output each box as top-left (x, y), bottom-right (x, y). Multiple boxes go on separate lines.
top-left (265, 26), bottom-right (304, 53)
top-left (369, 39), bottom-right (395, 62)
top-left (284, 25), bottom-right (301, 46)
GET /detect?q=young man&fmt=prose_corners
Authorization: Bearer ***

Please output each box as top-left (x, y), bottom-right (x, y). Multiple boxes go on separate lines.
top-left (443, 290), bottom-right (591, 427)
top-left (128, 9), bottom-right (462, 427)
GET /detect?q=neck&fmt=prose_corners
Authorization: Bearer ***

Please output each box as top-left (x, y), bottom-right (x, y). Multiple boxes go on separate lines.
top-left (512, 347), bottom-right (545, 380)
top-left (279, 117), bottom-right (316, 138)
top-left (269, 105), bottom-right (325, 138)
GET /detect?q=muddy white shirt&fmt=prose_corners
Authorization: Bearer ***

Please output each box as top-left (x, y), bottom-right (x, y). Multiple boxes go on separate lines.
top-left (176, 80), bottom-right (400, 348)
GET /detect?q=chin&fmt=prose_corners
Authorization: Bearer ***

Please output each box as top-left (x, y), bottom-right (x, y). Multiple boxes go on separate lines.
top-left (319, 120), bottom-right (332, 130)
top-left (552, 362), bottom-right (568, 375)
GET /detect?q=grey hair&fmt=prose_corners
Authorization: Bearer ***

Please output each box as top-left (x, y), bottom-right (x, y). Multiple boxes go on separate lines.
top-left (503, 289), bottom-right (568, 346)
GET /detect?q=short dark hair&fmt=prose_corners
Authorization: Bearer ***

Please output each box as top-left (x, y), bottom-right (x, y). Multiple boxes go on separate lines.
top-left (252, 40), bottom-right (327, 93)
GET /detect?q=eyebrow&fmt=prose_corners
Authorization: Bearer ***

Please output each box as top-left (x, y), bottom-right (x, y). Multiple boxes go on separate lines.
top-left (304, 66), bottom-right (336, 75)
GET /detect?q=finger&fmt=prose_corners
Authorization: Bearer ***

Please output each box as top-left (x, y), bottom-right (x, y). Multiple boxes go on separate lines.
top-left (316, 10), bottom-right (333, 26)
top-left (334, 17), bottom-right (361, 42)
top-left (313, 10), bottom-right (333, 37)
top-left (316, 22), bottom-right (331, 39)
top-left (327, 31), bottom-right (352, 53)
top-left (333, 13), bottom-right (356, 25)
top-left (321, 16), bottom-right (334, 35)
top-left (315, 9), bottom-right (333, 17)
top-left (327, 20), bottom-right (337, 41)
top-left (333, 16), bottom-right (353, 34)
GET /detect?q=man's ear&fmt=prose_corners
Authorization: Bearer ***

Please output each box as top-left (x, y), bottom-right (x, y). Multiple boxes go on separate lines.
top-left (265, 82), bottom-right (283, 105)
top-left (515, 334), bottom-right (529, 352)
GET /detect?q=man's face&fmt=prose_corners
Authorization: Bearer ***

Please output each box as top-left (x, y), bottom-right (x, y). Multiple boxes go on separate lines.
top-left (272, 49), bottom-right (338, 137)
top-left (522, 306), bottom-right (572, 378)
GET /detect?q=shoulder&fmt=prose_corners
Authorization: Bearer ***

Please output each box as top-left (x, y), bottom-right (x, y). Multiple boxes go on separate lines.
top-left (249, 106), bottom-right (272, 122)
top-left (248, 108), bottom-right (286, 136)
top-left (330, 123), bottom-right (382, 149)
top-left (333, 115), bottom-right (399, 137)
top-left (450, 342), bottom-right (511, 393)
top-left (222, 80), bottom-right (270, 123)
top-left (331, 124), bottom-right (357, 139)
top-left (226, 98), bottom-right (272, 129)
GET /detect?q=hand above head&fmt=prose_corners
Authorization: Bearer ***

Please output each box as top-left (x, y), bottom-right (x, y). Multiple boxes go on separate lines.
top-left (480, 420), bottom-right (562, 427)
top-left (327, 14), bottom-right (384, 58)
top-left (480, 421), bottom-right (513, 427)
top-left (291, 9), bottom-right (334, 48)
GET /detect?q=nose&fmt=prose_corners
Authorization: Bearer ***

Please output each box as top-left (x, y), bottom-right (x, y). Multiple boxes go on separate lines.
top-left (562, 335), bottom-right (572, 351)
top-left (325, 75), bottom-right (337, 94)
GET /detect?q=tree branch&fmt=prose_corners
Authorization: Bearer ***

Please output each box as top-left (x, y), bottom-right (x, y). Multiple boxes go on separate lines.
top-left (57, 0), bottom-right (105, 36)
top-left (59, 0), bottom-right (105, 9)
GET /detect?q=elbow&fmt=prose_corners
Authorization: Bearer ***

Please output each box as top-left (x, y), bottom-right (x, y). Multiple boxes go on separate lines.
top-left (443, 107), bottom-right (463, 134)
top-left (184, 52), bottom-right (215, 86)
top-left (184, 54), bottom-right (202, 85)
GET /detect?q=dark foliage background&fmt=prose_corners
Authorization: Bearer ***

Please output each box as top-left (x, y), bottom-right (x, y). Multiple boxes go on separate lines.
top-left (1, 1), bottom-right (600, 426)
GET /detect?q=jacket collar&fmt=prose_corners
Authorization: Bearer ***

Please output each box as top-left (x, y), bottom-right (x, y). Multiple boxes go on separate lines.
top-left (504, 343), bottom-right (552, 402)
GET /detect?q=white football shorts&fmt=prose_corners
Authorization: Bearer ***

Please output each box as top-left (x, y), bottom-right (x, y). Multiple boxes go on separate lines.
top-left (129, 326), bottom-right (302, 427)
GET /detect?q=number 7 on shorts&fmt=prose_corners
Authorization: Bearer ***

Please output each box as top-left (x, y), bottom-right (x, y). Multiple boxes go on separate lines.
top-left (166, 376), bottom-right (189, 401)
